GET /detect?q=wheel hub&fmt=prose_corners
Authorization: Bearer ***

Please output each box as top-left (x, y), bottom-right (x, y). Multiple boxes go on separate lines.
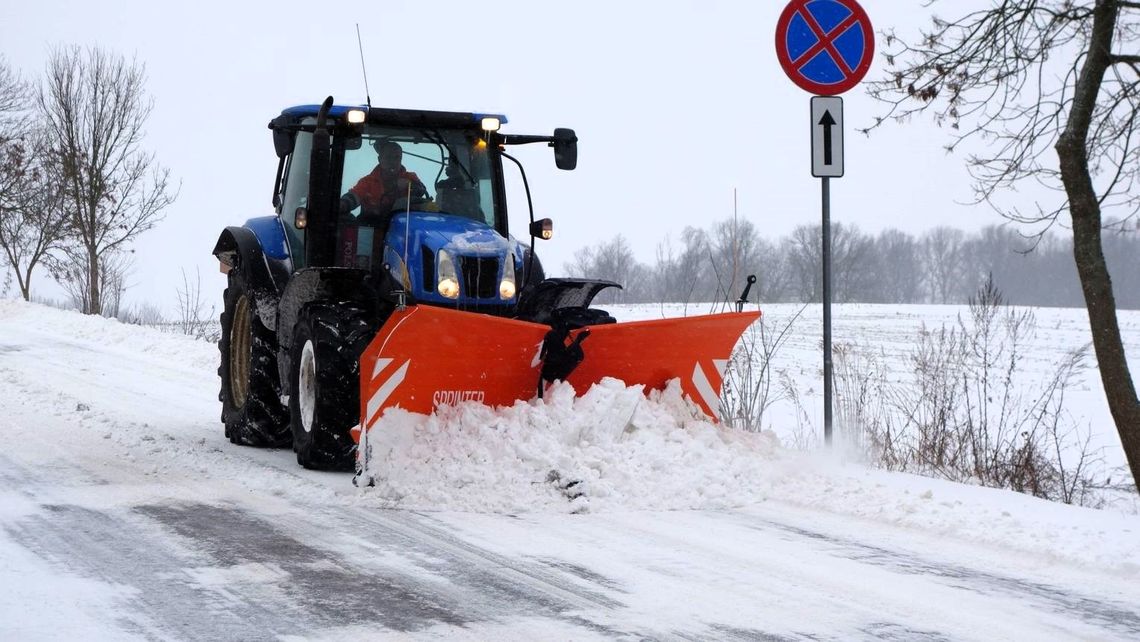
top-left (299, 340), bottom-right (317, 433)
top-left (229, 295), bottom-right (252, 408)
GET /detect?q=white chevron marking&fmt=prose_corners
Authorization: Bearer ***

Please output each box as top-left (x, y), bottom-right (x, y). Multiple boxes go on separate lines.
top-left (372, 357), bottom-right (393, 380)
top-left (366, 360), bottom-right (410, 428)
top-left (692, 362), bottom-right (721, 419)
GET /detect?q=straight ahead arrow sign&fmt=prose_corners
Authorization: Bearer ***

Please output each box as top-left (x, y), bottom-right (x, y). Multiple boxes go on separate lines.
top-left (819, 110), bottom-right (836, 166)
top-left (811, 96), bottom-right (844, 178)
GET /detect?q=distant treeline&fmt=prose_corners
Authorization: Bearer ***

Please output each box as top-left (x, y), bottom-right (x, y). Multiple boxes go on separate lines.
top-left (563, 218), bottom-right (1140, 309)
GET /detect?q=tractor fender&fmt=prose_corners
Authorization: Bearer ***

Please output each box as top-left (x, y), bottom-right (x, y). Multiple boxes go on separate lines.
top-left (212, 224), bottom-right (291, 329)
top-left (514, 278), bottom-right (622, 325)
top-left (274, 267), bottom-right (387, 388)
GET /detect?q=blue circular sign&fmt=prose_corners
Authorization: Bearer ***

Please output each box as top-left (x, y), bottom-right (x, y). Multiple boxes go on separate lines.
top-left (776, 0), bottom-right (874, 95)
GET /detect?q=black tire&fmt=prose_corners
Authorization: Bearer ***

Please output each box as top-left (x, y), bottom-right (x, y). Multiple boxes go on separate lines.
top-left (289, 303), bottom-right (378, 470)
top-left (218, 270), bottom-right (290, 447)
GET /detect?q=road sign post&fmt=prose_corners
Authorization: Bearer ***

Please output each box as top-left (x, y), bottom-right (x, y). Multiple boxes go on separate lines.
top-left (776, 0), bottom-right (872, 447)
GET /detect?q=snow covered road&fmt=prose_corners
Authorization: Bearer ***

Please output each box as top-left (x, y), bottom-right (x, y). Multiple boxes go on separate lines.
top-left (2, 301), bottom-right (1139, 640)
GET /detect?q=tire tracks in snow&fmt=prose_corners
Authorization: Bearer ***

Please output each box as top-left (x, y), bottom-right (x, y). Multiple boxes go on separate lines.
top-left (716, 509), bottom-right (1140, 640)
top-left (0, 347), bottom-right (635, 639)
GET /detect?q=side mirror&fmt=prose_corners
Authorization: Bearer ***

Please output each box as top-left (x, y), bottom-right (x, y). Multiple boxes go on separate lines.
top-left (552, 128), bottom-right (577, 170)
top-left (344, 135), bottom-right (362, 151)
top-left (529, 218), bottom-right (553, 240)
top-left (272, 128), bottom-right (295, 159)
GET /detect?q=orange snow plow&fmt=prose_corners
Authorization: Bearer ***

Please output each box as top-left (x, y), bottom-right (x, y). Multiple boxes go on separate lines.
top-left (355, 304), bottom-right (760, 441)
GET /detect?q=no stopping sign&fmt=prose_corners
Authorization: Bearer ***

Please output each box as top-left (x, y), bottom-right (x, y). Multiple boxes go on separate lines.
top-left (775, 0), bottom-right (874, 95)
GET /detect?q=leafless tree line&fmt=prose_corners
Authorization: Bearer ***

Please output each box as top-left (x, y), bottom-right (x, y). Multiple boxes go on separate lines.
top-left (565, 217), bottom-right (1140, 309)
top-left (0, 47), bottom-right (174, 315)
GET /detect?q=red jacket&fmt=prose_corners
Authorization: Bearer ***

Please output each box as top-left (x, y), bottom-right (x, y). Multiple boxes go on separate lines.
top-left (349, 165), bottom-right (425, 213)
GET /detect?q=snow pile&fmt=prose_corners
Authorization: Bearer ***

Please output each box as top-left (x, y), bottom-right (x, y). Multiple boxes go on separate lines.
top-left (353, 375), bottom-right (1140, 571)
top-left (359, 378), bottom-right (780, 513)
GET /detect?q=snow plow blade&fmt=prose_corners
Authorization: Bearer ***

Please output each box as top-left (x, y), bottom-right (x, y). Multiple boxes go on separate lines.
top-left (563, 311), bottom-right (761, 417)
top-left (356, 305), bottom-right (760, 439)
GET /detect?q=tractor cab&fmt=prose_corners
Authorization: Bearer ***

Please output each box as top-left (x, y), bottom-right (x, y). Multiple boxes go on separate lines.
top-left (269, 101), bottom-right (575, 312)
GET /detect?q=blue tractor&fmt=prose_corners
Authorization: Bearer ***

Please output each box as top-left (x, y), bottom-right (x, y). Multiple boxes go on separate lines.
top-left (213, 98), bottom-right (600, 469)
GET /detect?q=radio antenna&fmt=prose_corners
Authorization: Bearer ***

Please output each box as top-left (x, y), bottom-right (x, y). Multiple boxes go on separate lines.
top-left (356, 24), bottom-right (372, 107)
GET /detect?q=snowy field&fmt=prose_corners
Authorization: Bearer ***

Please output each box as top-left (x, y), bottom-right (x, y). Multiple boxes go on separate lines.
top-left (617, 301), bottom-right (1140, 482)
top-left (1, 300), bottom-right (1139, 640)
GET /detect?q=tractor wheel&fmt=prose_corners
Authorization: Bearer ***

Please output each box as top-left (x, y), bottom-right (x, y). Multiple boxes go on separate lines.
top-left (218, 270), bottom-right (290, 447)
top-left (289, 303), bottom-right (377, 470)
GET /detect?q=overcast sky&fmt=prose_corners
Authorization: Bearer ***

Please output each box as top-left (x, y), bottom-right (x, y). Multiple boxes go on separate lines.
top-left (1, 0), bottom-right (1013, 313)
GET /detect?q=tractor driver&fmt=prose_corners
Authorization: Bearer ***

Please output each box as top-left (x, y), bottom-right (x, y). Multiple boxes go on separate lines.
top-left (339, 140), bottom-right (431, 222)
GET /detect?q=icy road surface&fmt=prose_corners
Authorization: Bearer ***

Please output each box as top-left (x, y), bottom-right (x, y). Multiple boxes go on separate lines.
top-left (1, 301), bottom-right (1139, 641)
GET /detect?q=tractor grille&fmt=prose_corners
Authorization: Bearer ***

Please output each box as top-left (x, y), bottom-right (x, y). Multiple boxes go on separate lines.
top-left (461, 257), bottom-right (499, 299)
top-left (421, 247), bottom-right (434, 291)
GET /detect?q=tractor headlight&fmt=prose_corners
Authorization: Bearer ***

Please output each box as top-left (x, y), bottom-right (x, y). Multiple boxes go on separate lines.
top-left (437, 249), bottom-right (460, 299)
top-left (346, 109), bottom-right (366, 124)
top-left (499, 255), bottom-right (516, 300)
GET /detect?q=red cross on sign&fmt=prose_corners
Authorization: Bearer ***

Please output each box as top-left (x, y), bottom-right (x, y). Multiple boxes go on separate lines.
top-left (775, 0), bottom-right (874, 95)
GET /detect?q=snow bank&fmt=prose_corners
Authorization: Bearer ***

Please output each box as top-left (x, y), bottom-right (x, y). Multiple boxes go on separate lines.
top-left (0, 300), bottom-right (216, 373)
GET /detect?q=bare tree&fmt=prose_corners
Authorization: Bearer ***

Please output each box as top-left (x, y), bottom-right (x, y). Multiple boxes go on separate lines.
top-left (53, 248), bottom-right (132, 317)
top-left (0, 57), bottom-right (67, 301)
top-left (651, 230), bottom-right (714, 309)
top-left (921, 227), bottom-right (973, 304)
top-left (784, 224), bottom-right (822, 302)
top-left (870, 229), bottom-right (923, 303)
top-left (783, 222), bottom-right (874, 303)
top-left (0, 56), bottom-right (27, 139)
top-left (565, 234), bottom-right (648, 303)
top-left (867, 1), bottom-right (1140, 493)
top-left (176, 267), bottom-right (215, 339)
top-left (37, 46), bottom-right (175, 315)
top-left (0, 144), bottom-right (69, 300)
top-left (830, 223), bottom-right (876, 302)
top-left (708, 216), bottom-right (770, 308)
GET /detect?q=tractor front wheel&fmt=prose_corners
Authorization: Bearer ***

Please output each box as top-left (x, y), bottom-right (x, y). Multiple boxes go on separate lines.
top-left (289, 303), bottom-right (375, 470)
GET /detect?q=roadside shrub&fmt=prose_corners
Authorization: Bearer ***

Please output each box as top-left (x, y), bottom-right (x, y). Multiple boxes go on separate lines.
top-left (723, 278), bottom-right (1112, 507)
top-left (860, 277), bottom-right (1106, 505)
top-left (720, 306), bottom-right (806, 433)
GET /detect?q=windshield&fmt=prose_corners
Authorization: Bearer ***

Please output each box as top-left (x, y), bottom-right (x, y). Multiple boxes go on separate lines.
top-left (339, 126), bottom-right (496, 227)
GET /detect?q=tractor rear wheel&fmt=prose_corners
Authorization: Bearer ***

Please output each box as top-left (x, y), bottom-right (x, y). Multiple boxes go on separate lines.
top-left (219, 270), bottom-right (290, 447)
top-left (289, 303), bottom-right (376, 470)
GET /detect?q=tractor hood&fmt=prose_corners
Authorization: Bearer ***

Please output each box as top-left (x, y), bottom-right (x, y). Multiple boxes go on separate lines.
top-left (383, 212), bottom-right (524, 306)
top-left (403, 214), bottom-right (510, 256)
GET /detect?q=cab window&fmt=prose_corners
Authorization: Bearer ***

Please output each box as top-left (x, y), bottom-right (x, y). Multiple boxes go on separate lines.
top-left (339, 127), bottom-right (495, 227)
top-left (279, 130), bottom-right (313, 269)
